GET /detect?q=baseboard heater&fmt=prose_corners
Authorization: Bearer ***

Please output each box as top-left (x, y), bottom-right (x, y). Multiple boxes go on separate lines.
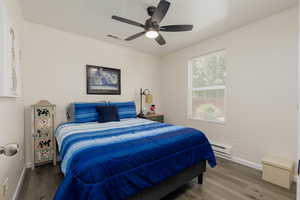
top-left (211, 143), bottom-right (232, 159)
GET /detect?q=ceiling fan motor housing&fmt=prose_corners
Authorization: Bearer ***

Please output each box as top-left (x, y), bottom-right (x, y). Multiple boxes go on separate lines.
top-left (145, 18), bottom-right (159, 31)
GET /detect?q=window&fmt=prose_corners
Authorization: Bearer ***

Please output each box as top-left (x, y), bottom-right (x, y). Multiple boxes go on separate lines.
top-left (188, 50), bottom-right (226, 123)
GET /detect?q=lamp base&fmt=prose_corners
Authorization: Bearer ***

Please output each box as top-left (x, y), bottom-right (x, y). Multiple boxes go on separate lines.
top-left (138, 113), bottom-right (145, 118)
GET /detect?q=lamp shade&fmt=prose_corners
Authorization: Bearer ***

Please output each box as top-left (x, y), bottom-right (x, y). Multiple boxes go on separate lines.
top-left (145, 94), bottom-right (153, 104)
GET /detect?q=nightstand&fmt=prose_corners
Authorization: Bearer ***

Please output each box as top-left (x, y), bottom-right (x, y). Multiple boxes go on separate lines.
top-left (140, 114), bottom-right (164, 123)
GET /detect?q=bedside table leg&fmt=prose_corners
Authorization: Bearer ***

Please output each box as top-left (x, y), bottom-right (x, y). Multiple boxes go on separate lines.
top-left (53, 156), bottom-right (57, 166)
top-left (198, 174), bottom-right (203, 184)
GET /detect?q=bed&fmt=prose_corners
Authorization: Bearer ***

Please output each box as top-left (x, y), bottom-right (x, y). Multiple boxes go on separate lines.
top-left (54, 102), bottom-right (216, 200)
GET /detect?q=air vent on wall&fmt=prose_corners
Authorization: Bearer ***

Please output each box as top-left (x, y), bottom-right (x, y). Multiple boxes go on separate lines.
top-left (211, 143), bottom-right (232, 159)
top-left (107, 34), bottom-right (122, 40)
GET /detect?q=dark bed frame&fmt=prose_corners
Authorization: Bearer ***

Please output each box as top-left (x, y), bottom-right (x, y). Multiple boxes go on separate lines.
top-left (129, 161), bottom-right (206, 200)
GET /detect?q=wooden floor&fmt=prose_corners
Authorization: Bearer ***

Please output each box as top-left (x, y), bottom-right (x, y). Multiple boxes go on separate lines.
top-left (18, 158), bottom-right (296, 200)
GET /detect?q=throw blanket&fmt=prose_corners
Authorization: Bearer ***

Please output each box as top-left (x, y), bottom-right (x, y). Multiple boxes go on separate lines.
top-left (55, 118), bottom-right (216, 200)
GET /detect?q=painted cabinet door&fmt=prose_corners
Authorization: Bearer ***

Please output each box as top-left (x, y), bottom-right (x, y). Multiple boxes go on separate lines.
top-left (34, 106), bottom-right (54, 164)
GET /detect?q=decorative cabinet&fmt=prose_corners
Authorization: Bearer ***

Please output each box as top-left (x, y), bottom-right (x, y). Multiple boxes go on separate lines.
top-left (31, 100), bottom-right (56, 167)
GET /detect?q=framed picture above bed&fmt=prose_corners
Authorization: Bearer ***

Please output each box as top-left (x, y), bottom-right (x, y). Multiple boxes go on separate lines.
top-left (86, 65), bottom-right (121, 95)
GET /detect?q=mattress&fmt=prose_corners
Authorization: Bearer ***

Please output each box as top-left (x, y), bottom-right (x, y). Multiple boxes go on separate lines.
top-left (54, 118), bottom-right (216, 200)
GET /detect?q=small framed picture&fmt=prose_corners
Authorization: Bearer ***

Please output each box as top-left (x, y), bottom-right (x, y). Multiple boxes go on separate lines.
top-left (86, 65), bottom-right (121, 95)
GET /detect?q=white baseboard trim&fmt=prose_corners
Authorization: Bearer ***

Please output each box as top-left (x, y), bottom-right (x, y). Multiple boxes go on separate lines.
top-left (218, 155), bottom-right (297, 183)
top-left (12, 167), bottom-right (26, 200)
top-left (231, 156), bottom-right (263, 170)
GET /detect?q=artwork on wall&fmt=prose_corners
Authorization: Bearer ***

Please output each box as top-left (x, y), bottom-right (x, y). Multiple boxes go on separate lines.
top-left (0, 2), bottom-right (21, 97)
top-left (86, 65), bottom-right (121, 95)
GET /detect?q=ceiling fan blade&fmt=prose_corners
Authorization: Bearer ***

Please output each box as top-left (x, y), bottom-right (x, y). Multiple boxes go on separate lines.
top-left (160, 25), bottom-right (193, 32)
top-left (151, 0), bottom-right (170, 24)
top-left (112, 15), bottom-right (145, 28)
top-left (125, 31), bottom-right (146, 41)
top-left (155, 33), bottom-right (166, 45)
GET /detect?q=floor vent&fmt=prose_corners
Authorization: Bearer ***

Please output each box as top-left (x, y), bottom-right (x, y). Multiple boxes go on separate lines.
top-left (211, 143), bottom-right (232, 159)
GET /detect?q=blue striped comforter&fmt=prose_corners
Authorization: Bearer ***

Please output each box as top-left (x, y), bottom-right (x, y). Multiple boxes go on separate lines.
top-left (54, 118), bottom-right (216, 200)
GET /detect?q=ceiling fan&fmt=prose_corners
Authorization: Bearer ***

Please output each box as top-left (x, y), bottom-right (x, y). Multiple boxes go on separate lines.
top-left (111, 0), bottom-right (193, 46)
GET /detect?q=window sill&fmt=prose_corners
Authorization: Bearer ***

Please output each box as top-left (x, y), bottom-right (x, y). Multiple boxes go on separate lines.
top-left (188, 118), bottom-right (226, 125)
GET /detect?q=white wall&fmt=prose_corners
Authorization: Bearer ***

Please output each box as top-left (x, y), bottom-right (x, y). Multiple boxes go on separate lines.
top-left (22, 21), bottom-right (162, 164)
top-left (160, 7), bottom-right (298, 167)
top-left (0, 0), bottom-right (24, 199)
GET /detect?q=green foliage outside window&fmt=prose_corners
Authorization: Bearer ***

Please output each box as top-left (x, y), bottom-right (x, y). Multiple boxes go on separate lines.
top-left (190, 50), bottom-right (226, 122)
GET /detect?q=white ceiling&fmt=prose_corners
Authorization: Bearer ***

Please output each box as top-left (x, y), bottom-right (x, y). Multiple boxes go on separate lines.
top-left (20, 0), bottom-right (298, 56)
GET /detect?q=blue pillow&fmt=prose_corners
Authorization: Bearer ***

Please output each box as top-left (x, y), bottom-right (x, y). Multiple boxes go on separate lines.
top-left (96, 106), bottom-right (120, 123)
top-left (69, 102), bottom-right (107, 123)
top-left (109, 101), bottom-right (137, 119)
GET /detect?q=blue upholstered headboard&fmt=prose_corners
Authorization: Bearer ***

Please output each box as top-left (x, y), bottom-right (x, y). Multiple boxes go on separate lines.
top-left (109, 101), bottom-right (137, 119)
top-left (67, 102), bottom-right (107, 123)
top-left (67, 101), bottom-right (137, 123)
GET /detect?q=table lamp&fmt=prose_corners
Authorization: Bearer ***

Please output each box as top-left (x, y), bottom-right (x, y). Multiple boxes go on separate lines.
top-left (138, 88), bottom-right (153, 117)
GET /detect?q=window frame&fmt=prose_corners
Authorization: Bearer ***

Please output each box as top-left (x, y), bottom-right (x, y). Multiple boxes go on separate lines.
top-left (187, 49), bottom-right (227, 124)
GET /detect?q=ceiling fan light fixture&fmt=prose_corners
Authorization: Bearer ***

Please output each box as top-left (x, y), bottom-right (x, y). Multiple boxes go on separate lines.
top-left (111, 0), bottom-right (193, 45)
top-left (145, 30), bottom-right (159, 39)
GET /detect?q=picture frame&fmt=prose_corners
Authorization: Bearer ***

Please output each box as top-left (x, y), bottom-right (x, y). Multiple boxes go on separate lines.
top-left (86, 65), bottom-right (121, 95)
